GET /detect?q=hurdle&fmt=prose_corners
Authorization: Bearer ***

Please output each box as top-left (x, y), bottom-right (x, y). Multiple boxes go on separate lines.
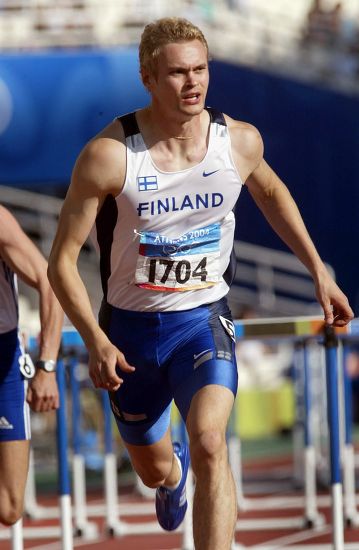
top-left (298, 337), bottom-right (323, 527)
top-left (231, 318), bottom-right (325, 525)
top-left (69, 356), bottom-right (99, 538)
top-left (232, 319), bottom-right (359, 518)
top-left (232, 315), bottom-right (355, 550)
top-left (101, 389), bottom-right (126, 536)
top-left (12, 318), bottom-right (358, 550)
top-left (10, 519), bottom-right (23, 550)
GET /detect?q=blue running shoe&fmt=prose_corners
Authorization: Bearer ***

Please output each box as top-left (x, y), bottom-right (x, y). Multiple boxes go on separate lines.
top-left (156, 441), bottom-right (190, 531)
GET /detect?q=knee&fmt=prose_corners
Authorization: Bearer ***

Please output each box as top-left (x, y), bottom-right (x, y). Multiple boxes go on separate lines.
top-left (190, 429), bottom-right (227, 476)
top-left (135, 458), bottom-right (173, 489)
top-left (0, 494), bottom-right (23, 526)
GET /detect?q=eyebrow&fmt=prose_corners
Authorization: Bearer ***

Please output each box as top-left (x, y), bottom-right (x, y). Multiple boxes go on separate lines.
top-left (168, 63), bottom-right (207, 71)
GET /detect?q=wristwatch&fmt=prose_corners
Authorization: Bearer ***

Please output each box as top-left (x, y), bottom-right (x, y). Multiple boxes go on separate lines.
top-left (35, 359), bottom-right (57, 373)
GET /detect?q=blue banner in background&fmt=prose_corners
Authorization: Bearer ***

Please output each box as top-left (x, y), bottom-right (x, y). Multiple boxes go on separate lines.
top-left (0, 47), bottom-right (147, 184)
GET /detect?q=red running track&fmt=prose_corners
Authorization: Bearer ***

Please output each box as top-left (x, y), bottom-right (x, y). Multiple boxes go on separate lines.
top-left (1, 453), bottom-right (359, 549)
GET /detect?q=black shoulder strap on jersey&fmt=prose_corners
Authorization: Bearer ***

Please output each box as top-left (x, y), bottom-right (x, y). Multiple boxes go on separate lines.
top-left (119, 108), bottom-right (225, 135)
top-left (117, 112), bottom-right (140, 138)
top-left (206, 106), bottom-right (227, 126)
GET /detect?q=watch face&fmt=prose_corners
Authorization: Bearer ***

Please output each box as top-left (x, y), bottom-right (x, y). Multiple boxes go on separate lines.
top-left (44, 361), bottom-right (56, 372)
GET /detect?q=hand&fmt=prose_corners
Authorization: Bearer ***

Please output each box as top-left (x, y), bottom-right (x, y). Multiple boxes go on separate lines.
top-left (27, 371), bottom-right (59, 412)
top-left (88, 339), bottom-right (135, 391)
top-left (315, 275), bottom-right (354, 327)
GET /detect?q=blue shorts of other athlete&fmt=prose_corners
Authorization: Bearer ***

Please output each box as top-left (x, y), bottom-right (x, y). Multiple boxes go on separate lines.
top-left (0, 328), bottom-right (30, 441)
top-left (100, 297), bottom-right (238, 446)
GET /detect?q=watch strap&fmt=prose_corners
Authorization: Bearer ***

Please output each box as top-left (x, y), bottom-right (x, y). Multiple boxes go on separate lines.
top-left (35, 359), bottom-right (57, 372)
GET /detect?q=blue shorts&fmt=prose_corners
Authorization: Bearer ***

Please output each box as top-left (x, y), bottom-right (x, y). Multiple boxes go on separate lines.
top-left (0, 328), bottom-right (31, 441)
top-left (100, 297), bottom-right (238, 446)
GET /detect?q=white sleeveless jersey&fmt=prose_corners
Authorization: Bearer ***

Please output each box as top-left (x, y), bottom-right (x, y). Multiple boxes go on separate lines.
top-left (0, 257), bottom-right (18, 333)
top-left (92, 108), bottom-right (243, 312)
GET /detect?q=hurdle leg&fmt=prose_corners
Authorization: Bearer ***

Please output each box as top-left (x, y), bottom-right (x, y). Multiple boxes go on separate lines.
top-left (24, 448), bottom-right (60, 520)
top-left (10, 519), bottom-right (23, 550)
top-left (69, 360), bottom-right (98, 538)
top-left (228, 435), bottom-right (246, 510)
top-left (182, 467), bottom-right (194, 550)
top-left (292, 343), bottom-right (306, 489)
top-left (324, 326), bottom-right (345, 550)
top-left (24, 448), bottom-right (42, 519)
top-left (102, 390), bottom-right (126, 536)
top-left (227, 440), bottom-right (247, 550)
top-left (341, 340), bottom-right (359, 526)
top-left (72, 453), bottom-right (98, 538)
top-left (302, 340), bottom-right (323, 527)
top-left (56, 359), bottom-right (74, 550)
top-left (227, 403), bottom-right (246, 510)
top-left (104, 452), bottom-right (126, 535)
top-left (292, 343), bottom-right (305, 487)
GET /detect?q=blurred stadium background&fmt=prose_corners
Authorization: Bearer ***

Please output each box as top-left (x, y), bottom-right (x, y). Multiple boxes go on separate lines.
top-left (1, 1), bottom-right (359, 539)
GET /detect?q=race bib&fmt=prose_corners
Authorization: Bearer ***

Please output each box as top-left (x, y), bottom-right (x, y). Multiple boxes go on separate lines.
top-left (135, 223), bottom-right (221, 292)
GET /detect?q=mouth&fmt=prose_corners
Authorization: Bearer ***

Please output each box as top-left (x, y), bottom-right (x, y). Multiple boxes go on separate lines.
top-left (182, 93), bottom-right (201, 104)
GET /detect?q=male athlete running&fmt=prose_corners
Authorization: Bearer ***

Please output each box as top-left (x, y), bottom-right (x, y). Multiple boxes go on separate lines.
top-left (48, 18), bottom-right (353, 550)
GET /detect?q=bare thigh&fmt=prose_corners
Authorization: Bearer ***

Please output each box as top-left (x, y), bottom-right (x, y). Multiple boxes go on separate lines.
top-left (186, 384), bottom-right (234, 438)
top-left (0, 440), bottom-right (30, 502)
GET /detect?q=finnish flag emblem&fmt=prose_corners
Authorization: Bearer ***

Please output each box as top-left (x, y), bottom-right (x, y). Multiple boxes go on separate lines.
top-left (138, 175), bottom-right (158, 192)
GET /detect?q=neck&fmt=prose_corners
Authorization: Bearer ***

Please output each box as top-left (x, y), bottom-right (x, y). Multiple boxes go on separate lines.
top-left (144, 105), bottom-right (201, 142)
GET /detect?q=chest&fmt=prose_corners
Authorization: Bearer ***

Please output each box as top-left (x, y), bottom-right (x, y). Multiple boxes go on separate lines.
top-left (147, 143), bottom-right (208, 172)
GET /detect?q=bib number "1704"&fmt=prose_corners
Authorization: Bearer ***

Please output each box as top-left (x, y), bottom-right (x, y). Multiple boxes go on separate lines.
top-left (148, 257), bottom-right (208, 285)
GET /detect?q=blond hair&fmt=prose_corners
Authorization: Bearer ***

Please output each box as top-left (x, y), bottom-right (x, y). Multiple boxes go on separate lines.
top-left (139, 17), bottom-right (209, 76)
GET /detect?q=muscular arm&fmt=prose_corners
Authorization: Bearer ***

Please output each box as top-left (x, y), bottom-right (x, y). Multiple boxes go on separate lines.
top-left (0, 206), bottom-right (64, 411)
top-left (48, 129), bottom-right (135, 390)
top-left (228, 120), bottom-right (353, 326)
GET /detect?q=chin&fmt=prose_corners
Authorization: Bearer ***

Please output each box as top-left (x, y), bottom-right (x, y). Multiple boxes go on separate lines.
top-left (180, 103), bottom-right (204, 117)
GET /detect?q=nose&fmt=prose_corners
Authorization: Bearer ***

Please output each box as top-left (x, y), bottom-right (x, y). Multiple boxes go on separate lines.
top-left (186, 70), bottom-right (197, 86)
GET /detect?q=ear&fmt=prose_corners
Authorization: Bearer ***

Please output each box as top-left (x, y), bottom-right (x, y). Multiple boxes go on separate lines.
top-left (141, 68), bottom-right (153, 92)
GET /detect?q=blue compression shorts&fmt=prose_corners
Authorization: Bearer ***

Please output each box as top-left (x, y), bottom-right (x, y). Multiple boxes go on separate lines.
top-left (0, 328), bottom-right (31, 441)
top-left (100, 297), bottom-right (238, 446)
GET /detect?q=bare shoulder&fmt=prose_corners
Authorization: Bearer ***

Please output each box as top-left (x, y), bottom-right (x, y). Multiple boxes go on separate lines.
top-left (72, 119), bottom-right (127, 197)
top-left (223, 114), bottom-right (264, 181)
top-left (224, 115), bottom-right (263, 159)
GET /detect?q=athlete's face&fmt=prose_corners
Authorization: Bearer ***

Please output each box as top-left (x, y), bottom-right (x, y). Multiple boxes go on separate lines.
top-left (144, 40), bottom-right (209, 118)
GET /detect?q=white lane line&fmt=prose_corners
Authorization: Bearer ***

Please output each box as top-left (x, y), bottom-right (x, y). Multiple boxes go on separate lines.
top-left (28, 536), bottom-right (107, 550)
top-left (249, 525), bottom-right (331, 548)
